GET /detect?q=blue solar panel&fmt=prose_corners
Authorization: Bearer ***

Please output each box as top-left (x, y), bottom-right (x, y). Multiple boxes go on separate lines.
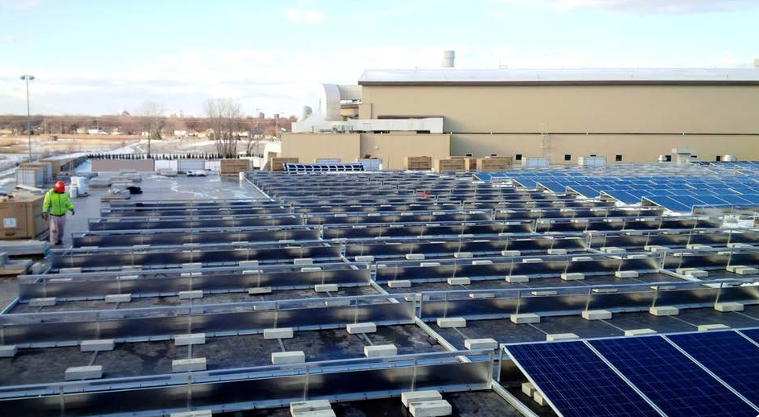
top-left (591, 336), bottom-right (757, 417)
top-left (742, 328), bottom-right (759, 345)
top-left (506, 341), bottom-right (660, 417)
top-left (669, 331), bottom-right (759, 407)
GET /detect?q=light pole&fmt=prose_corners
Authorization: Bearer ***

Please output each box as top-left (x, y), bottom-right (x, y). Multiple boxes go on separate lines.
top-left (20, 74), bottom-right (34, 162)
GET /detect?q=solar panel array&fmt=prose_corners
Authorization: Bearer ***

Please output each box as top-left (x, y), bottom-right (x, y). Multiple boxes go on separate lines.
top-left (505, 328), bottom-right (759, 417)
top-left (476, 163), bottom-right (759, 213)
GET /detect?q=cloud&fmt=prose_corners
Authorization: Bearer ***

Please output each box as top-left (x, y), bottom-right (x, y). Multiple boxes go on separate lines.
top-left (0, 0), bottom-right (43, 10)
top-left (283, 8), bottom-right (325, 23)
top-left (496, 0), bottom-right (759, 14)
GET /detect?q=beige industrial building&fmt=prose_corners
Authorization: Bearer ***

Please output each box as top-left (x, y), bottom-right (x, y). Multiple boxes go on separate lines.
top-left (283, 55), bottom-right (759, 168)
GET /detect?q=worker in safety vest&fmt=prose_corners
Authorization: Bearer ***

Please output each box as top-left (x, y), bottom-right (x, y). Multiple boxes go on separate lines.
top-left (42, 181), bottom-right (75, 246)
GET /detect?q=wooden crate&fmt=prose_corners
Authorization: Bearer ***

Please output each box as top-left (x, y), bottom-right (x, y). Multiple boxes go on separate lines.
top-left (270, 157), bottom-right (299, 172)
top-left (404, 156), bottom-right (432, 171)
top-left (434, 158), bottom-right (466, 172)
top-left (477, 156), bottom-right (513, 171)
top-left (0, 194), bottom-right (48, 239)
top-left (220, 159), bottom-right (251, 175)
top-left (450, 156), bottom-right (477, 171)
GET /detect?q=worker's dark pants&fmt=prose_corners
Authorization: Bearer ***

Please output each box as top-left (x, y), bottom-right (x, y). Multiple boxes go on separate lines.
top-left (49, 215), bottom-right (66, 245)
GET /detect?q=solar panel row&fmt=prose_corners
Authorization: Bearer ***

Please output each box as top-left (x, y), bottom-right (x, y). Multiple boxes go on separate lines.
top-left (476, 168), bottom-right (759, 213)
top-left (505, 329), bottom-right (759, 417)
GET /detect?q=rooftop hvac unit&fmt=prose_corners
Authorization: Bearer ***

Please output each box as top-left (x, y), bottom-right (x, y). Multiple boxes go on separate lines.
top-left (723, 154), bottom-right (737, 162)
top-left (658, 155), bottom-right (668, 163)
top-left (522, 157), bottom-right (549, 168)
top-left (578, 156), bottom-right (606, 167)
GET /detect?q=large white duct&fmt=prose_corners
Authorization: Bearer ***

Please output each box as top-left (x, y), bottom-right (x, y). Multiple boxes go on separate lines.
top-left (442, 50), bottom-right (455, 68)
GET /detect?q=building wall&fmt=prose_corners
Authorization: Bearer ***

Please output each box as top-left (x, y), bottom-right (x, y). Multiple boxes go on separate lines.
top-left (280, 132), bottom-right (450, 170)
top-left (450, 133), bottom-right (759, 164)
top-left (280, 133), bottom-right (361, 163)
top-left (361, 85), bottom-right (759, 135)
top-left (360, 133), bottom-right (450, 170)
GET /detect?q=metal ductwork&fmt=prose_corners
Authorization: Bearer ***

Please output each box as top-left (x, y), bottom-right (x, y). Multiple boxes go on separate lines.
top-left (442, 50), bottom-right (455, 68)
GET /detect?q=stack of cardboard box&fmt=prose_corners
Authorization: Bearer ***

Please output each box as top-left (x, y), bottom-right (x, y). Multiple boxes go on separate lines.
top-left (434, 158), bottom-right (467, 172)
top-left (450, 156), bottom-right (477, 171)
top-left (270, 157), bottom-right (299, 171)
top-left (404, 156), bottom-right (432, 171)
top-left (220, 159), bottom-right (251, 175)
top-left (0, 194), bottom-right (48, 239)
top-left (478, 156), bottom-right (513, 171)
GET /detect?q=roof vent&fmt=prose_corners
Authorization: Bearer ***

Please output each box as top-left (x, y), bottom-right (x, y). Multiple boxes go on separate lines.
top-left (442, 50), bottom-right (455, 68)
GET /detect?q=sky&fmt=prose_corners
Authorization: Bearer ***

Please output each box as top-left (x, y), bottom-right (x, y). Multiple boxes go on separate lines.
top-left (0, 0), bottom-right (758, 117)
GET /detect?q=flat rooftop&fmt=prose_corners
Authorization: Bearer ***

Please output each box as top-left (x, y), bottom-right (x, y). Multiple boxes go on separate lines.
top-left (1, 165), bottom-right (758, 417)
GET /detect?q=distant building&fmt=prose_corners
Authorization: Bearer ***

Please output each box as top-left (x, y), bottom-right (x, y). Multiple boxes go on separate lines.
top-left (285, 52), bottom-right (759, 167)
top-left (258, 112), bottom-right (265, 119)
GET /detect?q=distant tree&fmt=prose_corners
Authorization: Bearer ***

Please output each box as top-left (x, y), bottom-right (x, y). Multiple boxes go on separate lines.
top-left (137, 101), bottom-right (165, 157)
top-left (204, 98), bottom-right (242, 158)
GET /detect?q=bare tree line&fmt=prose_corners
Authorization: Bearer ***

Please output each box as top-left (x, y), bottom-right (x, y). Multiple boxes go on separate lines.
top-left (0, 106), bottom-right (295, 140)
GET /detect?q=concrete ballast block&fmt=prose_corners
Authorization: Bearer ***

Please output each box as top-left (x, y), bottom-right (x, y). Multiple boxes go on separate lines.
top-left (290, 399), bottom-right (332, 415)
top-left (182, 262), bottom-right (202, 269)
top-left (248, 286), bottom-right (272, 295)
top-left (436, 317), bottom-right (466, 328)
top-left (172, 358), bottom-right (207, 372)
top-left (80, 339), bottom-right (115, 352)
top-left (65, 365), bottom-right (103, 380)
top-left (547, 248), bottom-right (567, 255)
top-left (676, 268), bottom-right (708, 278)
top-left (294, 258), bottom-right (313, 265)
top-left (388, 280), bottom-right (411, 288)
top-left (582, 310), bottom-right (612, 321)
top-left (0, 345), bottom-right (18, 358)
top-left (272, 351), bottom-right (305, 364)
top-left (501, 250), bottom-right (521, 257)
top-left (464, 338), bottom-right (498, 350)
top-left (625, 328), bottom-right (657, 336)
top-left (447, 277), bottom-right (470, 285)
top-left (735, 266), bottom-right (759, 275)
top-left (314, 284), bottom-right (338, 292)
top-left (533, 392), bottom-right (549, 407)
top-left (715, 302), bottom-right (744, 312)
top-left (615, 270), bottom-right (639, 278)
top-left (546, 333), bottom-right (579, 342)
top-left (511, 313), bottom-right (541, 324)
top-left (239, 260), bottom-right (259, 266)
top-left (364, 344), bottom-right (397, 358)
top-left (104, 293), bottom-right (132, 303)
top-left (505, 275), bottom-right (529, 283)
top-left (178, 290), bottom-right (203, 300)
top-left (601, 246), bottom-right (626, 254)
top-left (522, 382), bottom-right (537, 397)
top-left (698, 324), bottom-right (730, 332)
top-left (572, 256), bottom-right (593, 261)
top-left (454, 252), bottom-right (473, 259)
top-left (649, 306), bottom-right (679, 316)
top-left (264, 327), bottom-right (294, 339)
top-left (406, 254), bottom-right (425, 260)
top-left (402, 390), bottom-right (442, 407)
top-left (409, 400), bottom-right (452, 417)
top-left (354, 255), bottom-right (375, 262)
top-left (471, 260), bottom-right (492, 265)
top-left (175, 333), bottom-right (206, 346)
top-left (347, 322), bottom-right (377, 334)
top-left (561, 272), bottom-right (585, 281)
top-left (170, 410), bottom-right (213, 417)
top-left (29, 297), bottom-right (56, 307)
top-left (522, 258), bottom-right (542, 263)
